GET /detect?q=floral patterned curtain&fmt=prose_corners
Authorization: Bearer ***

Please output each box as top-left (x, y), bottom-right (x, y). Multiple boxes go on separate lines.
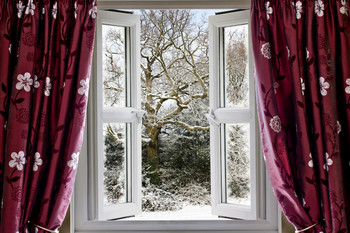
top-left (251, 0), bottom-right (349, 232)
top-left (0, 0), bottom-right (96, 232)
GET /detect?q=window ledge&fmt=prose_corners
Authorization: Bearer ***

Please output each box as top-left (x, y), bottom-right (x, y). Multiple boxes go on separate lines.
top-left (75, 219), bottom-right (278, 233)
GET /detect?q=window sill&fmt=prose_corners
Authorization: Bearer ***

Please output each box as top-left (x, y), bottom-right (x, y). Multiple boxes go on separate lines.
top-left (74, 219), bottom-right (279, 233)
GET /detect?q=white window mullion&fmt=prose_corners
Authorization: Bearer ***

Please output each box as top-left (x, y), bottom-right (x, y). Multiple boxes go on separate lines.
top-left (220, 124), bottom-right (228, 203)
top-left (100, 108), bottom-right (143, 123)
top-left (214, 108), bottom-right (251, 124)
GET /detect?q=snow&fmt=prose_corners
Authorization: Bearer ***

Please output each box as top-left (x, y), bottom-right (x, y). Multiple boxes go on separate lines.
top-left (227, 196), bottom-right (251, 206)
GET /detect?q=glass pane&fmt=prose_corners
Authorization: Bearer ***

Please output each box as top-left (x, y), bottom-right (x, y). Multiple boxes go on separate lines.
top-left (103, 123), bottom-right (128, 205)
top-left (222, 123), bottom-right (250, 206)
top-left (102, 25), bottom-right (127, 108)
top-left (223, 24), bottom-right (249, 108)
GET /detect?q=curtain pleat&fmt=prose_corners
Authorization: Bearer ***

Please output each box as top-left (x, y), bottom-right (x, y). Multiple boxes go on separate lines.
top-left (0, 1), bottom-right (96, 232)
top-left (251, 0), bottom-right (349, 232)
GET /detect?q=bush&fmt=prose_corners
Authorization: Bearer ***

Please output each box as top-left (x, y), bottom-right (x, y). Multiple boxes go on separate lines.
top-left (104, 124), bottom-right (125, 204)
top-left (142, 180), bottom-right (183, 212)
top-left (227, 125), bottom-right (250, 199)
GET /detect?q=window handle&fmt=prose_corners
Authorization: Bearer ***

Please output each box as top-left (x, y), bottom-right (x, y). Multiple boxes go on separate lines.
top-left (206, 110), bottom-right (220, 127)
top-left (131, 110), bottom-right (146, 123)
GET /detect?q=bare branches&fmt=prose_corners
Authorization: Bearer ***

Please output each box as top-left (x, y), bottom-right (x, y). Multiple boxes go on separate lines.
top-left (160, 121), bottom-right (209, 131)
top-left (140, 10), bottom-right (209, 134)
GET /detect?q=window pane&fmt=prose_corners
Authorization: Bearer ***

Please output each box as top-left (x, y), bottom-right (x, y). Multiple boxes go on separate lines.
top-left (103, 123), bottom-right (128, 205)
top-left (102, 25), bottom-right (127, 108)
top-left (221, 123), bottom-right (250, 206)
top-left (223, 24), bottom-right (249, 108)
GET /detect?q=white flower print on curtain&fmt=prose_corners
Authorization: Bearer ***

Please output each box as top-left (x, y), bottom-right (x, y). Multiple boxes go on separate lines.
top-left (319, 77), bottom-right (329, 96)
top-left (89, 1), bottom-right (97, 18)
top-left (17, 1), bottom-right (25, 18)
top-left (265, 1), bottom-right (273, 20)
top-left (323, 153), bottom-right (333, 171)
top-left (9, 151), bottom-right (26, 171)
top-left (33, 152), bottom-right (43, 171)
top-left (33, 75), bottom-right (40, 89)
top-left (25, 0), bottom-right (35, 16)
top-left (308, 153), bottom-right (313, 167)
top-left (300, 77), bottom-right (305, 96)
top-left (44, 77), bottom-right (52, 96)
top-left (78, 79), bottom-right (89, 96)
top-left (315, 0), bottom-right (325, 17)
top-left (340, 0), bottom-right (349, 16)
top-left (345, 78), bottom-right (350, 94)
top-left (16, 73), bottom-right (33, 92)
top-left (270, 115), bottom-right (281, 133)
top-left (292, 1), bottom-right (303, 19)
top-left (261, 42), bottom-right (271, 59)
top-left (74, 2), bottom-right (78, 19)
top-left (286, 46), bottom-right (290, 58)
top-left (67, 152), bottom-right (80, 170)
top-left (336, 121), bottom-right (341, 135)
top-left (52, 2), bottom-right (58, 19)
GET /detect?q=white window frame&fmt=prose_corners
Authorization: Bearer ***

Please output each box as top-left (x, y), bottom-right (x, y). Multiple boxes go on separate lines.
top-left (208, 10), bottom-right (257, 220)
top-left (93, 10), bottom-right (142, 220)
top-left (72, 1), bottom-right (280, 232)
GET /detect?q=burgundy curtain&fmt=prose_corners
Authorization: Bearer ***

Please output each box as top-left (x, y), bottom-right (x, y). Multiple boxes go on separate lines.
top-left (251, 0), bottom-right (349, 232)
top-left (0, 0), bottom-right (96, 232)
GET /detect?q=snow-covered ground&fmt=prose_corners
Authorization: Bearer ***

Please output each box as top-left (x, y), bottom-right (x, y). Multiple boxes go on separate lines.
top-left (126, 205), bottom-right (227, 220)
top-left (227, 196), bottom-right (251, 206)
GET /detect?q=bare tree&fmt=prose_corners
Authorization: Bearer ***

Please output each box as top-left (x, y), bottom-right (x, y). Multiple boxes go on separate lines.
top-left (103, 27), bottom-right (126, 107)
top-left (103, 10), bottom-right (250, 203)
top-left (225, 27), bottom-right (249, 106)
top-left (140, 10), bottom-right (209, 184)
top-left (225, 26), bottom-right (250, 200)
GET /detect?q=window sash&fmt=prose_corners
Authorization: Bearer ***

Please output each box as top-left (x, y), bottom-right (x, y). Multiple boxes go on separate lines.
top-left (94, 10), bottom-right (142, 221)
top-left (209, 10), bottom-right (258, 220)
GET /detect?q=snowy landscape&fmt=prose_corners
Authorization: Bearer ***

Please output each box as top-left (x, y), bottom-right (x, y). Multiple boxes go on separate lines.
top-left (102, 9), bottom-right (250, 218)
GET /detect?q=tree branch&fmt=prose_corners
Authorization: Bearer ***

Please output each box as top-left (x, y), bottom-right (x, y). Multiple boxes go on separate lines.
top-left (160, 120), bottom-right (209, 131)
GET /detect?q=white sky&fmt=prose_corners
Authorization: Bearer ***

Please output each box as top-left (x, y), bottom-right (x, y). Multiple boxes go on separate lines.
top-left (131, 9), bottom-right (229, 23)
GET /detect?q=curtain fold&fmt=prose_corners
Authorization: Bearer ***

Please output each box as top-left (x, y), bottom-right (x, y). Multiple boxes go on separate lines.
top-left (251, 0), bottom-right (349, 232)
top-left (0, 1), bottom-right (96, 232)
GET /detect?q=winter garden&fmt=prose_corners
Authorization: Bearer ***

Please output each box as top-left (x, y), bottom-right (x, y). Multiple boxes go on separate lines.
top-left (102, 9), bottom-right (250, 218)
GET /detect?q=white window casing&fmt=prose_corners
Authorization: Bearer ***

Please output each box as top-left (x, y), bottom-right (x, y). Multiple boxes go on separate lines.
top-left (73, 3), bottom-right (280, 233)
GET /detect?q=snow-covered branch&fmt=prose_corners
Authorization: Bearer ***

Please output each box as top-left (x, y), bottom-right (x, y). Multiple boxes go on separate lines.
top-left (160, 120), bottom-right (209, 131)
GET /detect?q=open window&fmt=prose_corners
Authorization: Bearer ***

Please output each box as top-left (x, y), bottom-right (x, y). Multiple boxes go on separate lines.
top-left (95, 10), bottom-right (142, 220)
top-left (75, 7), bottom-right (279, 232)
top-left (95, 9), bottom-right (257, 221)
top-left (207, 10), bottom-right (258, 220)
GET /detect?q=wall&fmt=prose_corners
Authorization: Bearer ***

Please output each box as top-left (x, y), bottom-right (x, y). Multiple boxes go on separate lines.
top-left (282, 213), bottom-right (295, 233)
top-left (59, 207), bottom-right (70, 233)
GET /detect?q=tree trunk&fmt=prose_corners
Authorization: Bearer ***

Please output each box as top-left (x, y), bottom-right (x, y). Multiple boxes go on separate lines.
top-left (145, 127), bottom-right (161, 185)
